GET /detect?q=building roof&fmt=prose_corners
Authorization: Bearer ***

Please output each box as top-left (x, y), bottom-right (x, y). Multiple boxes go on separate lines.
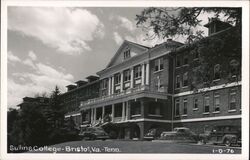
top-left (125, 40), bottom-right (150, 49)
top-left (66, 84), bottom-right (77, 88)
top-left (86, 75), bottom-right (99, 80)
top-left (75, 80), bottom-right (87, 84)
top-left (106, 40), bottom-right (149, 68)
top-left (62, 79), bottom-right (100, 96)
top-left (204, 18), bottom-right (232, 28)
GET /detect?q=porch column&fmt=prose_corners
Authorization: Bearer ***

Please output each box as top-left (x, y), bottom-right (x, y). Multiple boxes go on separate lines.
top-left (145, 62), bottom-right (149, 85)
top-left (141, 63), bottom-right (145, 85)
top-left (111, 104), bottom-right (115, 122)
top-left (93, 108), bottom-right (96, 124)
top-left (122, 102), bottom-right (125, 121)
top-left (102, 106), bottom-right (105, 120)
top-left (88, 109), bottom-right (91, 122)
top-left (120, 71), bottom-right (124, 92)
top-left (126, 101), bottom-right (131, 120)
top-left (111, 75), bottom-right (114, 95)
top-left (108, 77), bottom-right (112, 95)
top-left (91, 108), bottom-right (93, 124)
top-left (130, 67), bottom-right (134, 89)
top-left (141, 100), bottom-right (145, 118)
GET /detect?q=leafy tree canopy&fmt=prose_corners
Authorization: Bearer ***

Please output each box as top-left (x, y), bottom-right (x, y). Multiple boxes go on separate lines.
top-left (136, 7), bottom-right (242, 89)
top-left (136, 7), bottom-right (241, 42)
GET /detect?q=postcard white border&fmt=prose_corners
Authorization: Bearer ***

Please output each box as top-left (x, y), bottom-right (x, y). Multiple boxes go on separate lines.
top-left (1, 1), bottom-right (249, 160)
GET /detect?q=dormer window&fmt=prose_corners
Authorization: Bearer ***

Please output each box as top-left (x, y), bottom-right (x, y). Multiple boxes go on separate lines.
top-left (123, 48), bottom-right (131, 60)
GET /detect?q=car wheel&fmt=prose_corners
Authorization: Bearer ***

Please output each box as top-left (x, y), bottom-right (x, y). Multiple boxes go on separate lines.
top-left (224, 139), bottom-right (231, 147)
top-left (83, 136), bottom-right (89, 141)
top-left (91, 135), bottom-right (96, 140)
top-left (200, 138), bottom-right (206, 144)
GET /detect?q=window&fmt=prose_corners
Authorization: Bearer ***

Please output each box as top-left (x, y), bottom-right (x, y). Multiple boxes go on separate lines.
top-left (176, 75), bottom-right (181, 89)
top-left (214, 93), bottom-right (220, 112)
top-left (183, 72), bottom-right (188, 87)
top-left (155, 76), bottom-right (164, 91)
top-left (123, 48), bottom-right (131, 60)
top-left (229, 89), bottom-right (237, 110)
top-left (154, 58), bottom-right (164, 72)
top-left (229, 59), bottom-right (239, 77)
top-left (214, 64), bottom-right (221, 80)
top-left (114, 73), bottom-right (121, 85)
top-left (124, 69), bottom-right (131, 82)
top-left (148, 102), bottom-right (162, 115)
top-left (134, 65), bottom-right (142, 78)
top-left (194, 52), bottom-right (199, 59)
top-left (193, 98), bottom-right (198, 110)
top-left (176, 56), bottom-right (181, 67)
top-left (175, 99), bottom-right (180, 116)
top-left (183, 99), bottom-right (188, 115)
top-left (101, 79), bottom-right (108, 90)
top-left (114, 103), bottom-right (122, 117)
top-left (183, 55), bottom-right (188, 65)
top-left (131, 101), bottom-right (141, 115)
top-left (204, 96), bottom-right (210, 113)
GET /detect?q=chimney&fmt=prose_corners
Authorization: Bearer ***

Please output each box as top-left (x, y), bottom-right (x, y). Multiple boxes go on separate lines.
top-left (86, 75), bottom-right (99, 83)
top-left (204, 18), bottom-right (232, 36)
top-left (66, 84), bottom-right (77, 91)
top-left (75, 80), bottom-right (88, 87)
top-left (167, 38), bottom-right (172, 42)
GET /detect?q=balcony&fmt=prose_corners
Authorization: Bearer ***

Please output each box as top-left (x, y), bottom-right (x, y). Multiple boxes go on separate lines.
top-left (80, 85), bottom-right (168, 108)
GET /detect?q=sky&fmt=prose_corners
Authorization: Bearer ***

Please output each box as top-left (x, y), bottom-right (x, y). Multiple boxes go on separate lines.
top-left (7, 7), bottom-right (214, 108)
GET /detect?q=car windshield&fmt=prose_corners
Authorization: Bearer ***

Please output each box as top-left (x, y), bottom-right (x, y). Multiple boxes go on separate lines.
top-left (149, 129), bottom-right (156, 134)
top-left (174, 128), bottom-right (189, 132)
top-left (93, 128), bottom-right (104, 132)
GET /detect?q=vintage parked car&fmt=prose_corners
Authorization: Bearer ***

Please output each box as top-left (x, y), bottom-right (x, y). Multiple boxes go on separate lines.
top-left (79, 127), bottom-right (109, 140)
top-left (160, 127), bottom-right (198, 142)
top-left (199, 125), bottom-right (241, 146)
top-left (144, 128), bottom-right (166, 140)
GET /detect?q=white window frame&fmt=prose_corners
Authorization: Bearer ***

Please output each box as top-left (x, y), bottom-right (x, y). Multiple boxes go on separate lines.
top-left (193, 98), bottom-right (198, 111)
top-left (203, 96), bottom-right (210, 114)
top-left (183, 99), bottom-right (188, 116)
top-left (213, 92), bottom-right (220, 113)
top-left (229, 89), bottom-right (237, 111)
top-left (134, 65), bottom-right (142, 79)
top-left (114, 73), bottom-right (121, 85)
top-left (176, 75), bottom-right (181, 89)
top-left (123, 69), bottom-right (131, 82)
top-left (182, 72), bottom-right (188, 87)
top-left (154, 57), bottom-right (164, 72)
top-left (175, 99), bottom-right (180, 117)
top-left (101, 79), bottom-right (108, 90)
top-left (123, 48), bottom-right (131, 60)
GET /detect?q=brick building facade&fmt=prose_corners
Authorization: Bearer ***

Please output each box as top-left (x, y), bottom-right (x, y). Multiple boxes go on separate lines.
top-left (63, 19), bottom-right (241, 139)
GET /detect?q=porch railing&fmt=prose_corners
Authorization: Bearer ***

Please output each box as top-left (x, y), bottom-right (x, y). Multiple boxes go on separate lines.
top-left (79, 85), bottom-right (168, 107)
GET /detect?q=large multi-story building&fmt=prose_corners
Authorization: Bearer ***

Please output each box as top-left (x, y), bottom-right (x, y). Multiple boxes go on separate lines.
top-left (62, 75), bottom-right (100, 128)
top-left (64, 18), bottom-right (241, 139)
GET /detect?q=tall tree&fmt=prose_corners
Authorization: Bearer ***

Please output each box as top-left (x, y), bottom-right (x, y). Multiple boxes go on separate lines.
top-left (49, 86), bottom-right (64, 128)
top-left (8, 105), bottom-right (50, 152)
